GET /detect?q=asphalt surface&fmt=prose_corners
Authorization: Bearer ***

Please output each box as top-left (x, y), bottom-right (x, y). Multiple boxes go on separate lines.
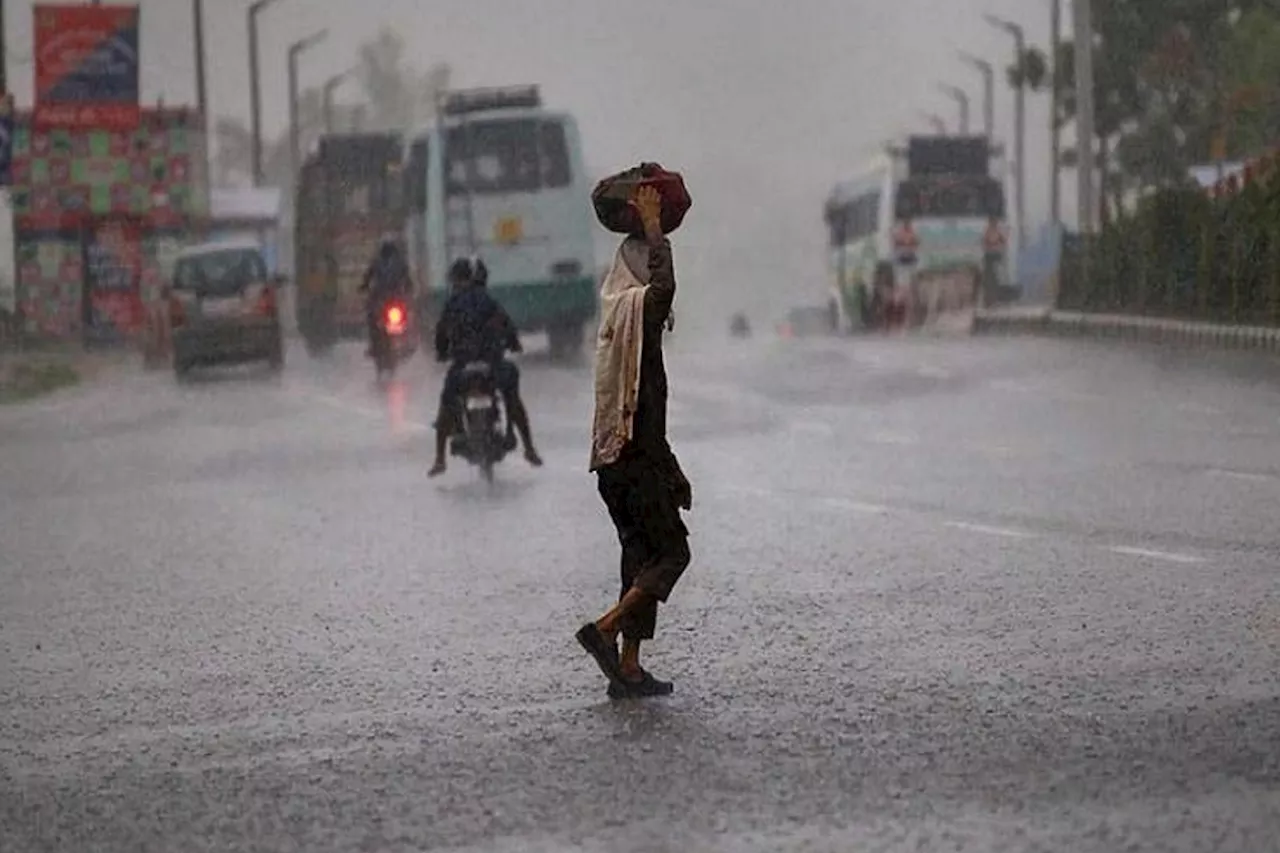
top-left (3, 329), bottom-right (1279, 852)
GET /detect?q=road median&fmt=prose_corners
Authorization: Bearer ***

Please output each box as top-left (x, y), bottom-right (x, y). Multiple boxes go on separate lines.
top-left (973, 306), bottom-right (1280, 353)
top-left (0, 356), bottom-right (81, 404)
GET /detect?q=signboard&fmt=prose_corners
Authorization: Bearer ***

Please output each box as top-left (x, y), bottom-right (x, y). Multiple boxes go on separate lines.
top-left (34, 4), bottom-right (141, 131)
top-left (84, 219), bottom-right (144, 338)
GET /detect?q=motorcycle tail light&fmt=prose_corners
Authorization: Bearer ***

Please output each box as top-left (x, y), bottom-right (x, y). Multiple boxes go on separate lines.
top-left (385, 304), bottom-right (406, 334)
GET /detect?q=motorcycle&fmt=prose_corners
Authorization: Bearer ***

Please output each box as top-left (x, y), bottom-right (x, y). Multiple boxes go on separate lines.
top-left (449, 361), bottom-right (517, 482)
top-left (369, 296), bottom-right (417, 377)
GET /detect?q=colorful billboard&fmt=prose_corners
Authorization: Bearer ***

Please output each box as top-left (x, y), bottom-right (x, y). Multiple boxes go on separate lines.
top-left (6, 111), bottom-right (202, 232)
top-left (34, 4), bottom-right (141, 131)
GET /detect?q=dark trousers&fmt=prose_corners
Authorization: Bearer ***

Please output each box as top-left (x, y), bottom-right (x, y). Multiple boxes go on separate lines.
top-left (597, 456), bottom-right (691, 641)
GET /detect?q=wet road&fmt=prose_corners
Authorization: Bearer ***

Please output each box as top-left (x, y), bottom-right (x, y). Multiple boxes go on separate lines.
top-left (3, 332), bottom-right (1279, 852)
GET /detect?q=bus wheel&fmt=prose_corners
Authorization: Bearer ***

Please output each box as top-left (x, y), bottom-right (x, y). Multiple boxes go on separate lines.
top-left (548, 322), bottom-right (584, 361)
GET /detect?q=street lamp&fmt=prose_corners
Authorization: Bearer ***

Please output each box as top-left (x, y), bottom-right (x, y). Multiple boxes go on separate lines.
top-left (193, 0), bottom-right (207, 121)
top-left (248, 0), bottom-right (287, 186)
top-left (322, 69), bottom-right (355, 134)
top-left (918, 111), bottom-right (947, 135)
top-left (958, 51), bottom-right (995, 141)
top-left (984, 12), bottom-right (1027, 250)
top-left (937, 84), bottom-right (971, 135)
top-left (1074, 0), bottom-right (1097, 236)
top-left (287, 29), bottom-right (328, 180)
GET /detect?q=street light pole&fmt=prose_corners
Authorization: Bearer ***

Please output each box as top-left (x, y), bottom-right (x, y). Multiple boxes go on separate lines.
top-left (248, 0), bottom-right (284, 187)
top-left (322, 71), bottom-right (353, 134)
top-left (1074, 0), bottom-right (1097, 235)
top-left (288, 30), bottom-right (328, 180)
top-left (193, 0), bottom-right (207, 121)
top-left (984, 14), bottom-right (1027, 251)
top-left (958, 52), bottom-right (995, 141)
top-left (0, 0), bottom-right (7, 95)
top-left (1050, 0), bottom-right (1062, 229)
top-left (937, 84), bottom-right (971, 135)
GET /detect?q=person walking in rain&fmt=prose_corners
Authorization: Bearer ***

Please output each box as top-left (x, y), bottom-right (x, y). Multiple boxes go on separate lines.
top-left (575, 185), bottom-right (692, 700)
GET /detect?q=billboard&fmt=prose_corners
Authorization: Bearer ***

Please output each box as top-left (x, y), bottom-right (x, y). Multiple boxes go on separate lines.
top-left (34, 4), bottom-right (141, 131)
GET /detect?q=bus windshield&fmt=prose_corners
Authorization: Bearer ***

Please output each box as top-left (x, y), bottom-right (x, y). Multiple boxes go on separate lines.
top-left (895, 176), bottom-right (1005, 220)
top-left (446, 118), bottom-right (571, 196)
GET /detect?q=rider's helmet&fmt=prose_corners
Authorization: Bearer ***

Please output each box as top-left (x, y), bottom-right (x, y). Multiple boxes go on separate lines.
top-left (448, 255), bottom-right (489, 289)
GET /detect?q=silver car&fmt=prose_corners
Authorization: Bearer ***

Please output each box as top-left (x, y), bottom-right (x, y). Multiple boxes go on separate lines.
top-left (168, 241), bottom-right (285, 379)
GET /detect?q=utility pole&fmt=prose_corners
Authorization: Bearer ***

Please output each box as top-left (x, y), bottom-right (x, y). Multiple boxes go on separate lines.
top-left (193, 0), bottom-right (207, 121)
top-left (985, 14), bottom-right (1028, 251)
top-left (938, 84), bottom-right (971, 135)
top-left (1050, 0), bottom-right (1062, 229)
top-left (287, 31), bottom-right (328, 181)
top-left (1074, 0), bottom-right (1096, 235)
top-left (959, 52), bottom-right (995, 141)
top-left (0, 0), bottom-right (7, 95)
top-left (248, 0), bottom-right (285, 186)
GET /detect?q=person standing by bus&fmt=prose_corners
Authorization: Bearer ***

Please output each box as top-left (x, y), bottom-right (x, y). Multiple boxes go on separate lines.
top-left (575, 185), bottom-right (692, 700)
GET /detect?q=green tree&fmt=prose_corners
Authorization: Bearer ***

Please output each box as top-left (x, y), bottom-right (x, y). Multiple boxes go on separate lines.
top-left (1010, 0), bottom-right (1280, 216)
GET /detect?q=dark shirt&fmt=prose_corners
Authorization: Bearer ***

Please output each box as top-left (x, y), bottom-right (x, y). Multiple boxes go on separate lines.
top-left (613, 239), bottom-right (689, 509)
top-left (362, 252), bottom-right (411, 302)
top-left (434, 286), bottom-right (519, 364)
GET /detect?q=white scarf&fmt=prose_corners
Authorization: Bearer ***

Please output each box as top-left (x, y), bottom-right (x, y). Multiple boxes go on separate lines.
top-left (589, 239), bottom-right (650, 471)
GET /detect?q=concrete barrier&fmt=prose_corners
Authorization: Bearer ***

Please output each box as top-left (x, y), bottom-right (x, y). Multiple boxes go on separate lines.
top-left (973, 307), bottom-right (1280, 352)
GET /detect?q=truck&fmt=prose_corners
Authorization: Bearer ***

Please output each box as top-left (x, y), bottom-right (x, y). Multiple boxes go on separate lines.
top-left (294, 134), bottom-right (406, 355)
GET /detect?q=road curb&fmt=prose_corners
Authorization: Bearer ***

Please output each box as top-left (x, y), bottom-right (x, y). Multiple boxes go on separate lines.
top-left (973, 308), bottom-right (1280, 353)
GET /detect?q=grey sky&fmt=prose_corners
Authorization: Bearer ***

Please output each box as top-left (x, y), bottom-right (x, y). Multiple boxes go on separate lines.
top-left (5, 0), bottom-right (1068, 327)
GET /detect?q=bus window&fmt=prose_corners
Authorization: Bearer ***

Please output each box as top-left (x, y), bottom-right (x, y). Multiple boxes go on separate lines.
top-left (846, 192), bottom-right (877, 239)
top-left (825, 202), bottom-right (849, 246)
top-left (539, 121), bottom-right (571, 188)
top-left (446, 118), bottom-right (572, 195)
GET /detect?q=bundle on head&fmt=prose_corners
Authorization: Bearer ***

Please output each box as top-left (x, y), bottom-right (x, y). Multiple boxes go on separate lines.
top-left (592, 162), bottom-right (692, 236)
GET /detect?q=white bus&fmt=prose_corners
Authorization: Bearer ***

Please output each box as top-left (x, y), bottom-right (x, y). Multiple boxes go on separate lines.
top-left (825, 137), bottom-right (1010, 331)
top-left (402, 86), bottom-right (597, 358)
top-left (824, 156), bottom-right (896, 331)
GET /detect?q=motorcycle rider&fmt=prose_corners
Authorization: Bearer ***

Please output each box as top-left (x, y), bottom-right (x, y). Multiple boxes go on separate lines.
top-left (358, 234), bottom-right (412, 356)
top-left (428, 256), bottom-right (542, 477)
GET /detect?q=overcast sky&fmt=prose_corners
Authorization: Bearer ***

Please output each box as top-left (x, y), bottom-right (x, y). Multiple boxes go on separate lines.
top-left (5, 0), bottom-right (1071, 328)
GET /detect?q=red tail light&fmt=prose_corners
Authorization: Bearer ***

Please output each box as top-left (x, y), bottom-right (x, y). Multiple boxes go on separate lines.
top-left (384, 303), bottom-right (406, 334)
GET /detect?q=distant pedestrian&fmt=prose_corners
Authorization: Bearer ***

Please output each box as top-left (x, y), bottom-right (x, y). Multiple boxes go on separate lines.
top-left (575, 185), bottom-right (692, 700)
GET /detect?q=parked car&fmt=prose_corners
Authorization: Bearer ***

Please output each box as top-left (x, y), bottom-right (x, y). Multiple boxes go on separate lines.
top-left (168, 239), bottom-right (285, 379)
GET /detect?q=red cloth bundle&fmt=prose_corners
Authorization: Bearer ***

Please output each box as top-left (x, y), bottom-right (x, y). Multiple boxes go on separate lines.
top-left (591, 162), bottom-right (692, 236)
